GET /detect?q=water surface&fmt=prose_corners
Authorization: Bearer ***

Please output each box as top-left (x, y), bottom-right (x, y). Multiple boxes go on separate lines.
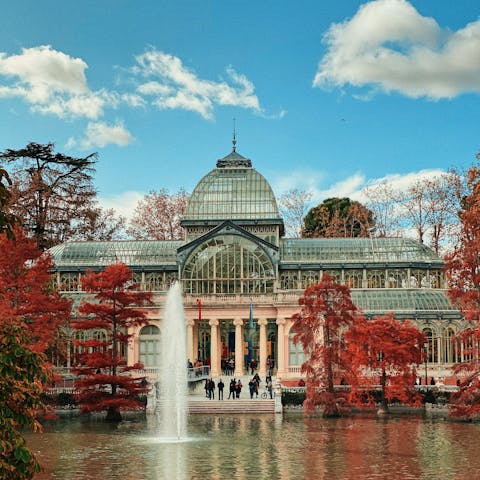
top-left (26, 413), bottom-right (480, 479)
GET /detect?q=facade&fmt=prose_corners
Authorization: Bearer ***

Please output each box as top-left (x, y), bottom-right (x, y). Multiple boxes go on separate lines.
top-left (50, 146), bottom-right (464, 382)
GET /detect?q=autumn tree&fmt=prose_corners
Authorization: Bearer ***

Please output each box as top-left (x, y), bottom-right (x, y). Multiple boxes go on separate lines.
top-left (71, 204), bottom-right (126, 241)
top-left (0, 142), bottom-right (97, 250)
top-left (363, 183), bottom-right (402, 238)
top-left (127, 188), bottom-right (189, 240)
top-left (446, 160), bottom-right (480, 418)
top-left (279, 188), bottom-right (313, 238)
top-left (0, 226), bottom-right (71, 353)
top-left (0, 166), bottom-right (16, 238)
top-left (344, 314), bottom-right (425, 414)
top-left (364, 171), bottom-right (464, 253)
top-left (292, 274), bottom-right (358, 417)
top-left (72, 263), bottom-right (153, 422)
top-left (0, 323), bottom-right (50, 480)
top-left (302, 197), bottom-right (374, 238)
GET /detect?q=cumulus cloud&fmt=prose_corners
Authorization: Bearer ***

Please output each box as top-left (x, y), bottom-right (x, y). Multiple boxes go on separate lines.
top-left (272, 167), bottom-right (446, 207)
top-left (67, 121), bottom-right (133, 150)
top-left (314, 0), bottom-right (480, 99)
top-left (0, 45), bottom-right (121, 119)
top-left (132, 49), bottom-right (262, 119)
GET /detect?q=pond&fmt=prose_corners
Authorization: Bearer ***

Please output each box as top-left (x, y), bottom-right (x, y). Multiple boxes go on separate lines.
top-left (26, 413), bottom-right (480, 479)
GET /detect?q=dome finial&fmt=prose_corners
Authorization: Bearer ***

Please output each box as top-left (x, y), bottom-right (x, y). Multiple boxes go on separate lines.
top-left (232, 118), bottom-right (237, 152)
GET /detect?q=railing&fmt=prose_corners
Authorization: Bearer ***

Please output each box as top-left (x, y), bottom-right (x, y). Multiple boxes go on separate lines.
top-left (52, 366), bottom-right (211, 384)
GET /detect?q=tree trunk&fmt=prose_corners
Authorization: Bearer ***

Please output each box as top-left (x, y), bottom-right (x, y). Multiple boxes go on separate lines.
top-left (378, 369), bottom-right (390, 415)
top-left (105, 406), bottom-right (122, 422)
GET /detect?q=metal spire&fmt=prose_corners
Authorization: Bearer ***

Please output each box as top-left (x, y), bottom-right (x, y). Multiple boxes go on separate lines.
top-left (232, 118), bottom-right (237, 152)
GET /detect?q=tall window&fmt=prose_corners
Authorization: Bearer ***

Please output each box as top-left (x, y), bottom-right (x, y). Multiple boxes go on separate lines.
top-left (423, 328), bottom-right (438, 363)
top-left (139, 325), bottom-right (160, 367)
top-left (289, 332), bottom-right (305, 366)
top-left (443, 327), bottom-right (460, 363)
top-left (183, 235), bottom-right (275, 295)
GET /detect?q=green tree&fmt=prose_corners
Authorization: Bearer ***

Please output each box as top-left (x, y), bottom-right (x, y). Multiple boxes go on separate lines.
top-left (302, 197), bottom-right (374, 238)
top-left (0, 142), bottom-right (97, 250)
top-left (0, 322), bottom-right (49, 480)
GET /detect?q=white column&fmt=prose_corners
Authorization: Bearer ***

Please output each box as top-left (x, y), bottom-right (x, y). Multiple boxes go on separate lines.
top-left (276, 318), bottom-right (287, 378)
top-left (209, 319), bottom-right (220, 377)
top-left (186, 319), bottom-right (195, 364)
top-left (258, 318), bottom-right (268, 377)
top-left (234, 318), bottom-right (244, 376)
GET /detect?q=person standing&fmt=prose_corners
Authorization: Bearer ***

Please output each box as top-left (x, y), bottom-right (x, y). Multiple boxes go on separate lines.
top-left (209, 378), bottom-right (215, 400)
top-left (236, 379), bottom-right (242, 399)
top-left (248, 379), bottom-right (255, 399)
top-left (228, 378), bottom-right (236, 399)
top-left (218, 378), bottom-right (224, 400)
top-left (267, 378), bottom-right (273, 399)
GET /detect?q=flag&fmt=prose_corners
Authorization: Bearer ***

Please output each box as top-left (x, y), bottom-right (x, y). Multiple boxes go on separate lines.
top-left (197, 298), bottom-right (202, 322)
top-left (249, 299), bottom-right (254, 329)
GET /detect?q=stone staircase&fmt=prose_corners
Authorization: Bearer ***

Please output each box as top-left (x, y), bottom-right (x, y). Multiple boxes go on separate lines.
top-left (188, 398), bottom-right (275, 414)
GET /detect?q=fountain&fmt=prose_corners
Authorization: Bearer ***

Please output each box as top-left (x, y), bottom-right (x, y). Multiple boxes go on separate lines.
top-left (157, 281), bottom-right (189, 441)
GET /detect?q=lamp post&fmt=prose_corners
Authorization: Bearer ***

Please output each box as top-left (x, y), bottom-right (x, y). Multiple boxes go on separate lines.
top-left (423, 342), bottom-right (429, 386)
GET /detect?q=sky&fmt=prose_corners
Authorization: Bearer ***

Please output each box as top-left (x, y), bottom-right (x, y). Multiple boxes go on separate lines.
top-left (1, 0), bottom-right (479, 219)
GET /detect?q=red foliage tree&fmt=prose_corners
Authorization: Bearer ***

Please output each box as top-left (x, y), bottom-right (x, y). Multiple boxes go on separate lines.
top-left (72, 263), bottom-right (153, 421)
top-left (127, 188), bottom-right (189, 240)
top-left (446, 162), bottom-right (480, 418)
top-left (292, 275), bottom-right (357, 417)
top-left (0, 226), bottom-right (71, 353)
top-left (344, 314), bottom-right (425, 413)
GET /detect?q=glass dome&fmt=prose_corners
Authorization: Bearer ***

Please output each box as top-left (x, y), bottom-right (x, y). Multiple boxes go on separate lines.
top-left (184, 150), bottom-right (281, 221)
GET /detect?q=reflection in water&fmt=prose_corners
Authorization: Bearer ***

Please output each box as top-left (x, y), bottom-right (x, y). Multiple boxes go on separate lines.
top-left (26, 415), bottom-right (480, 479)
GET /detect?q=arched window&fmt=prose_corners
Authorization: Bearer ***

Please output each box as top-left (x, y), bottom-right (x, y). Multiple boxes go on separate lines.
top-left (139, 325), bottom-right (160, 367)
top-left (288, 332), bottom-right (305, 367)
top-left (344, 269), bottom-right (363, 288)
top-left (145, 273), bottom-right (164, 292)
top-left (386, 269), bottom-right (407, 288)
top-left (182, 235), bottom-right (275, 295)
top-left (280, 272), bottom-right (298, 290)
top-left (367, 270), bottom-right (385, 288)
top-left (60, 273), bottom-right (79, 292)
top-left (300, 270), bottom-right (320, 289)
top-left (443, 327), bottom-right (460, 364)
top-left (422, 328), bottom-right (438, 363)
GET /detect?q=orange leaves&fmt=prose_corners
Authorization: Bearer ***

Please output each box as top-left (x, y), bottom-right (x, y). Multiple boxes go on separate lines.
top-left (72, 263), bottom-right (152, 421)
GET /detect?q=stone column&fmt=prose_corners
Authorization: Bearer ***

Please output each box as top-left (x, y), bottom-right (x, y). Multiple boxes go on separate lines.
top-left (258, 318), bottom-right (268, 377)
top-left (276, 318), bottom-right (287, 378)
top-left (234, 318), bottom-right (244, 376)
top-left (193, 323), bottom-right (199, 362)
top-left (186, 319), bottom-right (195, 364)
top-left (209, 319), bottom-right (220, 377)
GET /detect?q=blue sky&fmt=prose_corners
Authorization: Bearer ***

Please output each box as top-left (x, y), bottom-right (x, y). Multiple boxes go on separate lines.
top-left (1, 0), bottom-right (479, 217)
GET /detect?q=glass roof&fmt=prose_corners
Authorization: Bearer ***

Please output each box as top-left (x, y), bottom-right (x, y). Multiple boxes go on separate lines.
top-left (280, 237), bottom-right (442, 264)
top-left (49, 241), bottom-right (182, 267)
top-left (351, 290), bottom-right (457, 313)
top-left (184, 150), bottom-right (281, 221)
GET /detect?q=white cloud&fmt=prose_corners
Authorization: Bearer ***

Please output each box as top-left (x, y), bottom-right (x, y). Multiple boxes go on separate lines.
top-left (67, 121), bottom-right (133, 150)
top-left (97, 191), bottom-right (144, 220)
top-left (133, 49), bottom-right (262, 119)
top-left (272, 167), bottom-right (446, 207)
top-left (314, 0), bottom-right (480, 99)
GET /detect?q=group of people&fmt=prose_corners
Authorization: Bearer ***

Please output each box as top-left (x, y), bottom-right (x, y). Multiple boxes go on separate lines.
top-left (204, 374), bottom-right (273, 400)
